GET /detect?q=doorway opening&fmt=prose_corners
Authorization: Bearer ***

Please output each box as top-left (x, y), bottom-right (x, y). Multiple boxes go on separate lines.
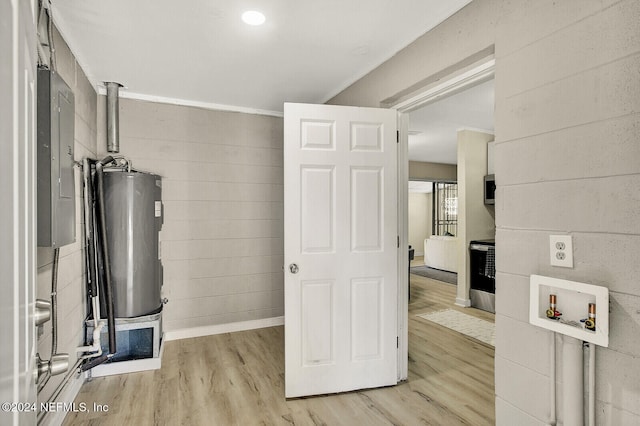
top-left (399, 61), bottom-right (496, 411)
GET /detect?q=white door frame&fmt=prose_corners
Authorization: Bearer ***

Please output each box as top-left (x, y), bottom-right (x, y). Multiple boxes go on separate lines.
top-left (392, 57), bottom-right (495, 380)
top-left (1, 0), bottom-right (38, 424)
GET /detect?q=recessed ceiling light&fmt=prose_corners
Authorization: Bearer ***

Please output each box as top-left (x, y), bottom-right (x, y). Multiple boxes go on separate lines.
top-left (242, 11), bottom-right (265, 26)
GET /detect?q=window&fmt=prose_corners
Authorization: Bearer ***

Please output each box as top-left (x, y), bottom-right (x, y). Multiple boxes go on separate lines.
top-left (432, 182), bottom-right (457, 236)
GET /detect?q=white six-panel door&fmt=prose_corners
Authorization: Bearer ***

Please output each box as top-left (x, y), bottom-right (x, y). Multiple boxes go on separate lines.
top-left (284, 103), bottom-right (397, 397)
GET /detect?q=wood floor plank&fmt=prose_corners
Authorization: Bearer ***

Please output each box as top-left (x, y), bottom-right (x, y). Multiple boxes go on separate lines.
top-left (63, 269), bottom-right (495, 425)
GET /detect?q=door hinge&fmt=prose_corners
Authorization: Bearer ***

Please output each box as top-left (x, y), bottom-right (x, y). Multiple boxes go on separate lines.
top-left (397, 235), bottom-right (400, 248)
top-left (396, 130), bottom-right (399, 143)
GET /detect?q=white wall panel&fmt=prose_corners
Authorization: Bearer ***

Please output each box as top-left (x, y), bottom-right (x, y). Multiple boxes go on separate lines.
top-left (496, 53), bottom-right (640, 143)
top-left (496, 397), bottom-right (547, 426)
top-left (495, 356), bottom-right (550, 423)
top-left (497, 0), bottom-right (640, 96)
top-left (596, 401), bottom-right (640, 425)
top-left (495, 114), bottom-right (640, 186)
top-left (109, 97), bottom-right (285, 333)
top-left (495, 314), bottom-right (550, 375)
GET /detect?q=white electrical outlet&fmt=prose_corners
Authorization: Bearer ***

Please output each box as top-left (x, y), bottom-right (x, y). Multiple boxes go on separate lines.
top-left (550, 235), bottom-right (573, 268)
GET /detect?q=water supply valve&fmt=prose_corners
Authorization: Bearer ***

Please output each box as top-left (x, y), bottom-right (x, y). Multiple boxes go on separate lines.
top-left (546, 294), bottom-right (562, 320)
top-left (36, 353), bottom-right (70, 383)
top-left (35, 299), bottom-right (51, 326)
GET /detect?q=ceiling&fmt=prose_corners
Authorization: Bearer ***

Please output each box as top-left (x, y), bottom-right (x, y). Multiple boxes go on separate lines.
top-left (408, 78), bottom-right (494, 164)
top-left (51, 0), bottom-right (472, 115)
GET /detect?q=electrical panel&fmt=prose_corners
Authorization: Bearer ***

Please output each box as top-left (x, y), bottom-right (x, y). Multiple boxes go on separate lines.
top-left (37, 68), bottom-right (75, 248)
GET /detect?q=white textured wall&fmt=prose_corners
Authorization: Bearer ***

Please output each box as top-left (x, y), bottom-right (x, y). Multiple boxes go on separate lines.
top-left (494, 2), bottom-right (640, 424)
top-left (97, 99), bottom-right (285, 332)
top-left (330, 0), bottom-right (640, 424)
top-left (408, 192), bottom-right (431, 256)
top-left (36, 27), bottom-right (97, 403)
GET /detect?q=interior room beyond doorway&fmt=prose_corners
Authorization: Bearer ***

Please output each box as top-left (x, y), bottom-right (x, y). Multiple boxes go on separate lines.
top-left (404, 74), bottom-right (496, 421)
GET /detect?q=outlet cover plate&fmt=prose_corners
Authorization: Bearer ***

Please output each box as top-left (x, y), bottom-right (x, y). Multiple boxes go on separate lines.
top-left (550, 235), bottom-right (573, 267)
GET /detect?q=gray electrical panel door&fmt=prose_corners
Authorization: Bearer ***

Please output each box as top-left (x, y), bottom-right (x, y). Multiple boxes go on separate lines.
top-left (37, 69), bottom-right (75, 247)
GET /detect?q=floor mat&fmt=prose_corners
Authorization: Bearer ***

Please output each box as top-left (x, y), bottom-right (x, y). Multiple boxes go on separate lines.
top-left (417, 309), bottom-right (495, 346)
top-left (410, 265), bottom-right (457, 285)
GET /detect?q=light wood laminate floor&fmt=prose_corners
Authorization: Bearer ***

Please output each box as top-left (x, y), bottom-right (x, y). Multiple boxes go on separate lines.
top-left (64, 261), bottom-right (495, 425)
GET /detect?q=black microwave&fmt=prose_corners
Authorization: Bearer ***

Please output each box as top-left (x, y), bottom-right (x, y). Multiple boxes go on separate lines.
top-left (484, 174), bottom-right (496, 205)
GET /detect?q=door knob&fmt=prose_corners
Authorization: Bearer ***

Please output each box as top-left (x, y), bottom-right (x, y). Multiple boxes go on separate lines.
top-left (289, 263), bottom-right (299, 274)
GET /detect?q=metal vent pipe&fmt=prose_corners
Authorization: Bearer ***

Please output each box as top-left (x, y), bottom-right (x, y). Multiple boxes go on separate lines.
top-left (105, 82), bottom-right (122, 153)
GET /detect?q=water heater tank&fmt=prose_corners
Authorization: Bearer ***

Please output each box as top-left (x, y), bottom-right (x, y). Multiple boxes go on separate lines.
top-left (103, 171), bottom-right (163, 318)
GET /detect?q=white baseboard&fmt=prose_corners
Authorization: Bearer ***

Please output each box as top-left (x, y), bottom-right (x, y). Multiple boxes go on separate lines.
top-left (39, 369), bottom-right (85, 426)
top-left (164, 316), bottom-right (285, 342)
top-left (455, 298), bottom-right (471, 308)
